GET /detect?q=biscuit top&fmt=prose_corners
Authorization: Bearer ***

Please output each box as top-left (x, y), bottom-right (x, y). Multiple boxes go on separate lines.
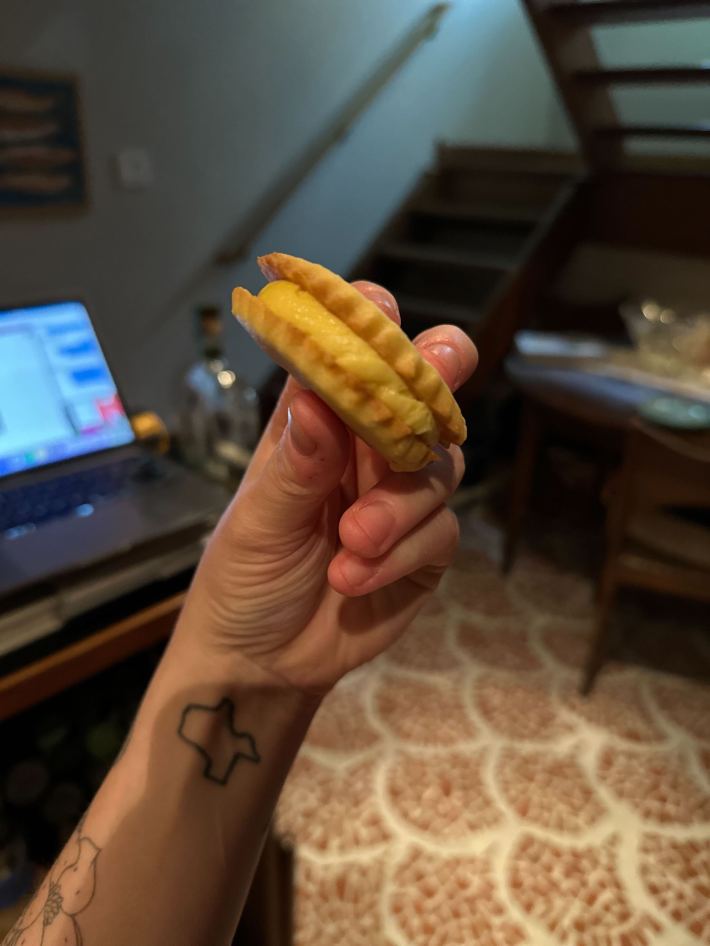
top-left (258, 253), bottom-right (466, 447)
top-left (259, 281), bottom-right (437, 442)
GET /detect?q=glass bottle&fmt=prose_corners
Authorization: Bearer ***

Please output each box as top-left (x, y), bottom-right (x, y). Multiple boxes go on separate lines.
top-left (179, 305), bottom-right (261, 479)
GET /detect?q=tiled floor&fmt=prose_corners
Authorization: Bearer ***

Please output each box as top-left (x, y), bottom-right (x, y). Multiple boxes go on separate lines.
top-left (276, 512), bottom-right (710, 946)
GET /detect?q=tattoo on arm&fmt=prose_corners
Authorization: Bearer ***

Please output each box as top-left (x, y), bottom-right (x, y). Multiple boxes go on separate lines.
top-left (3, 701), bottom-right (259, 944)
top-left (177, 697), bottom-right (260, 786)
top-left (4, 818), bottom-right (100, 946)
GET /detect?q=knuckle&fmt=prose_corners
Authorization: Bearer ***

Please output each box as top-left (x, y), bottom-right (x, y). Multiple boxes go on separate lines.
top-left (412, 323), bottom-right (460, 346)
top-left (439, 508), bottom-right (460, 559)
top-left (427, 444), bottom-right (465, 495)
top-left (449, 445), bottom-right (466, 489)
top-left (273, 448), bottom-right (314, 501)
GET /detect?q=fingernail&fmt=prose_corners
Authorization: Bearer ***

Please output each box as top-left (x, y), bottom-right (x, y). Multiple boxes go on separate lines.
top-left (355, 502), bottom-right (394, 549)
top-left (287, 406), bottom-right (317, 456)
top-left (341, 554), bottom-right (376, 588)
top-left (425, 344), bottom-right (461, 387)
top-left (368, 288), bottom-right (400, 323)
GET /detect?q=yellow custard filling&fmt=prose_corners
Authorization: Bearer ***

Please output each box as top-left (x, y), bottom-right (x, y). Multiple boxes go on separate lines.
top-left (259, 280), bottom-right (436, 441)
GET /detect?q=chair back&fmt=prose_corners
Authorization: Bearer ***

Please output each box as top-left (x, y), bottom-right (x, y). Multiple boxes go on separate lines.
top-left (625, 421), bottom-right (710, 511)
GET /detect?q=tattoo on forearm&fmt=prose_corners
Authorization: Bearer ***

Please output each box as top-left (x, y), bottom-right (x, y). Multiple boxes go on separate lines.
top-left (177, 697), bottom-right (260, 785)
top-left (5, 818), bottom-right (100, 946)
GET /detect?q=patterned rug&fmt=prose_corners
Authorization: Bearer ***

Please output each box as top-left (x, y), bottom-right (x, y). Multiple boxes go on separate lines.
top-left (275, 511), bottom-right (710, 946)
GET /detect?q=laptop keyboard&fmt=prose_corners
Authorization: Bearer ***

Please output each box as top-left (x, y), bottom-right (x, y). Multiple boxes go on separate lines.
top-left (0, 457), bottom-right (162, 537)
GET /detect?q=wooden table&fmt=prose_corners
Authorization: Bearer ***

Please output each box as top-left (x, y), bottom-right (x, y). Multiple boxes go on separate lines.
top-left (505, 354), bottom-right (682, 427)
top-left (503, 354), bottom-right (710, 571)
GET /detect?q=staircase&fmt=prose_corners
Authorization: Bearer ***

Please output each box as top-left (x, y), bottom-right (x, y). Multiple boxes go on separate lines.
top-left (271, 1), bottom-right (710, 464)
top-left (351, 145), bottom-right (583, 389)
top-left (521, 0), bottom-right (710, 170)
top-left (352, 1), bottom-right (710, 399)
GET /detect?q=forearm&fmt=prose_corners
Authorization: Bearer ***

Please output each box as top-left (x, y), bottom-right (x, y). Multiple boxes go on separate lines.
top-left (4, 630), bottom-right (319, 946)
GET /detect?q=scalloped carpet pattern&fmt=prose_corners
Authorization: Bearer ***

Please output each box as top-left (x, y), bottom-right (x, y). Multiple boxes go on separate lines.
top-left (276, 516), bottom-right (710, 946)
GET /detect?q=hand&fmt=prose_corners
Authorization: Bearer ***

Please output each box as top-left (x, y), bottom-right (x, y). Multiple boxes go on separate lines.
top-left (175, 283), bottom-right (477, 695)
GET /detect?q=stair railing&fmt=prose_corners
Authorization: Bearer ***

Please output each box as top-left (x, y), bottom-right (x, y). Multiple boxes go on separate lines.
top-left (214, 3), bottom-right (451, 264)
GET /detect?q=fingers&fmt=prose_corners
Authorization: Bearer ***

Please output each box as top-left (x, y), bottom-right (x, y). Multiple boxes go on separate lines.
top-left (351, 288), bottom-right (479, 392)
top-left (414, 324), bottom-right (478, 392)
top-left (329, 506), bottom-right (460, 597)
top-left (335, 299), bottom-right (472, 592)
top-left (339, 445), bottom-right (465, 559)
top-left (245, 281), bottom-right (400, 492)
top-left (349, 282), bottom-right (402, 494)
top-left (240, 375), bottom-right (301, 486)
top-left (236, 390), bottom-right (350, 539)
top-left (243, 284), bottom-right (478, 500)
top-left (353, 318), bottom-right (476, 498)
top-left (351, 281), bottom-right (401, 326)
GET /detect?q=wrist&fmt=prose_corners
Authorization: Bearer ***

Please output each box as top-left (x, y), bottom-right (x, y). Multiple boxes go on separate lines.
top-left (108, 631), bottom-right (319, 808)
top-left (170, 589), bottom-right (330, 705)
top-left (162, 625), bottom-right (323, 719)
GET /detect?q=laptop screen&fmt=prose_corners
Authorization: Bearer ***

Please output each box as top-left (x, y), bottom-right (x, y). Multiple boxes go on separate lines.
top-left (0, 300), bottom-right (135, 479)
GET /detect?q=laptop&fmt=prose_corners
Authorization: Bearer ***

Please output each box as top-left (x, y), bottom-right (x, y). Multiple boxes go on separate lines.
top-left (0, 298), bottom-right (229, 604)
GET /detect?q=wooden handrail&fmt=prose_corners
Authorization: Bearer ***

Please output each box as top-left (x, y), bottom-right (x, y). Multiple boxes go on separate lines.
top-left (215, 4), bottom-right (451, 264)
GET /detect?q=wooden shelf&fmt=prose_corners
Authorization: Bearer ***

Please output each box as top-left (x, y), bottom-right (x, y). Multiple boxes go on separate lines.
top-left (0, 593), bottom-right (184, 721)
top-left (379, 241), bottom-right (514, 271)
top-left (436, 144), bottom-right (583, 175)
top-left (549, 0), bottom-right (710, 25)
top-left (576, 65), bottom-right (710, 85)
top-left (410, 199), bottom-right (540, 228)
top-left (594, 122), bottom-right (710, 139)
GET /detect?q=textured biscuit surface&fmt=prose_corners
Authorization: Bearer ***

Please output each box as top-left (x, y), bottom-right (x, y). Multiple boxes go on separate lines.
top-left (259, 280), bottom-right (438, 446)
top-left (258, 253), bottom-right (466, 447)
top-left (232, 288), bottom-right (437, 472)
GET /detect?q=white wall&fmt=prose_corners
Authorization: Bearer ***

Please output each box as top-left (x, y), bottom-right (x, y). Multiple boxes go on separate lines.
top-left (0, 0), bottom-right (563, 420)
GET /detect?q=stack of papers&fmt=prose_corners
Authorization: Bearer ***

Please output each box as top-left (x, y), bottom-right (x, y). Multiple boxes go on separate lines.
top-left (514, 331), bottom-right (609, 363)
top-left (513, 331), bottom-right (710, 403)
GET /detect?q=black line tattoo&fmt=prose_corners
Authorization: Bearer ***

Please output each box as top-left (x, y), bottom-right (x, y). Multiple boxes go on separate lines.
top-left (177, 697), bottom-right (260, 786)
top-left (4, 818), bottom-right (100, 946)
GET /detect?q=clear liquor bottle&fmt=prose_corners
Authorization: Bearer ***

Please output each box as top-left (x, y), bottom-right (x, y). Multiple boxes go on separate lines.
top-left (179, 305), bottom-right (260, 478)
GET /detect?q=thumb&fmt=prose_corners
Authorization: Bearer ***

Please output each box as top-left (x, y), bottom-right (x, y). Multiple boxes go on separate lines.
top-left (241, 390), bottom-right (350, 536)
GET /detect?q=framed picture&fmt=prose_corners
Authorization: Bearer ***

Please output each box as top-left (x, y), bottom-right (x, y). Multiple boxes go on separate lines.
top-left (0, 69), bottom-right (87, 214)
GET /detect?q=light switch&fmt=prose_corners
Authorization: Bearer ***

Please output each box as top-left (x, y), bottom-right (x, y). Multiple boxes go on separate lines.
top-left (115, 148), bottom-right (154, 190)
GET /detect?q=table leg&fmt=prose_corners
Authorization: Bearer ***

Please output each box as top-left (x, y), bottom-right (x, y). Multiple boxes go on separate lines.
top-left (581, 571), bottom-right (617, 696)
top-left (503, 401), bottom-right (541, 574)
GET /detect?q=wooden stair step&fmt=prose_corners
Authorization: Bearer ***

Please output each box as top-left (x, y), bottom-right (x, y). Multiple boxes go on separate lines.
top-left (396, 295), bottom-right (483, 326)
top-left (410, 199), bottom-right (540, 228)
top-left (378, 241), bottom-right (514, 271)
top-left (576, 65), bottom-right (710, 85)
top-left (436, 145), bottom-right (583, 176)
top-left (548, 0), bottom-right (710, 25)
top-left (594, 122), bottom-right (710, 139)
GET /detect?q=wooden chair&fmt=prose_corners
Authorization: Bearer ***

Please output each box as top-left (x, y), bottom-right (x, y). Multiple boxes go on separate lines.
top-left (582, 421), bottom-right (710, 694)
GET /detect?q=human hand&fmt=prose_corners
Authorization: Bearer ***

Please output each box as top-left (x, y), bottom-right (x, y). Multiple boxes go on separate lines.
top-left (175, 283), bottom-right (477, 695)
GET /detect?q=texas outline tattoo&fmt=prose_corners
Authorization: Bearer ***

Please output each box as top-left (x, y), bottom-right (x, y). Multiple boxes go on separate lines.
top-left (177, 697), bottom-right (261, 785)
